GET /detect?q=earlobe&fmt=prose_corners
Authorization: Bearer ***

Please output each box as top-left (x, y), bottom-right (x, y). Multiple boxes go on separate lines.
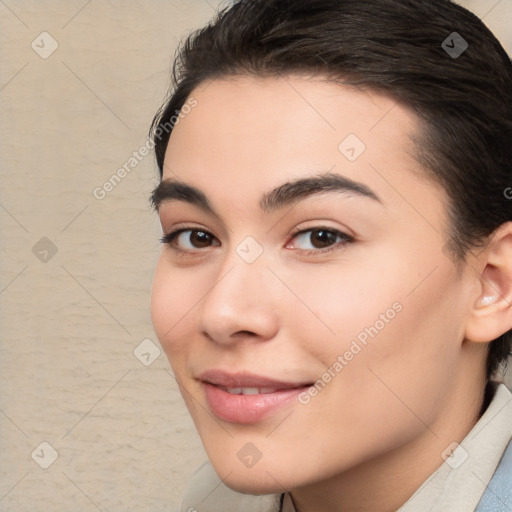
top-left (464, 223), bottom-right (512, 343)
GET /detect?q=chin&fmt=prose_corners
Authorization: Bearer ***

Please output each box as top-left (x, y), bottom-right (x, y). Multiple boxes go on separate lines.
top-left (221, 473), bottom-right (285, 496)
top-left (213, 455), bottom-right (314, 496)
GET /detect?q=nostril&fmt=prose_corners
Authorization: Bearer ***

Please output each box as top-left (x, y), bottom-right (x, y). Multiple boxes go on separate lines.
top-left (234, 330), bottom-right (257, 337)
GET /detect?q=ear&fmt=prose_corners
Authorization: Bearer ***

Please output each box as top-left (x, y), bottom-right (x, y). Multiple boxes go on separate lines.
top-left (465, 222), bottom-right (512, 343)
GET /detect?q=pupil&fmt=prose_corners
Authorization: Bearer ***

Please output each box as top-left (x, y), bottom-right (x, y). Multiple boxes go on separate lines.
top-left (192, 231), bottom-right (210, 247)
top-left (312, 230), bottom-right (335, 248)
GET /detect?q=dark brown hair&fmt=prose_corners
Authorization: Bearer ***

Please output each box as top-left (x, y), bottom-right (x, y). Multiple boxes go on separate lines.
top-left (150, 0), bottom-right (512, 378)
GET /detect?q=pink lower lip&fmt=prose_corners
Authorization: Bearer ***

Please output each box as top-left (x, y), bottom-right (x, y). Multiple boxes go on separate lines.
top-left (203, 382), bottom-right (309, 424)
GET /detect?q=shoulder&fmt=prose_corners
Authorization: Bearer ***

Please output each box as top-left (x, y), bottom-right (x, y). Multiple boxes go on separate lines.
top-left (178, 461), bottom-right (282, 512)
top-left (475, 438), bottom-right (512, 511)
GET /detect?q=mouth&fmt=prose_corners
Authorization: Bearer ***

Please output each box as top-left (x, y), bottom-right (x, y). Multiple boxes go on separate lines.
top-left (198, 370), bottom-right (314, 424)
top-left (215, 385), bottom-right (292, 395)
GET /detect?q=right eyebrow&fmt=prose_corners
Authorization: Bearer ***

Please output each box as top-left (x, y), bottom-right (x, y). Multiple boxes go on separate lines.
top-left (150, 179), bottom-right (219, 217)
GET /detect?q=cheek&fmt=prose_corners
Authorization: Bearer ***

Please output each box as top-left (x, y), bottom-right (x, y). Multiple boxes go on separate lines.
top-left (334, 269), bottom-right (463, 427)
top-left (288, 252), bottom-right (463, 408)
top-left (281, 259), bottom-right (403, 353)
top-left (150, 259), bottom-right (196, 360)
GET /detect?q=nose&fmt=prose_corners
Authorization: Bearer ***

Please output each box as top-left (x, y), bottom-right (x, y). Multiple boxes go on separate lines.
top-left (198, 254), bottom-right (280, 346)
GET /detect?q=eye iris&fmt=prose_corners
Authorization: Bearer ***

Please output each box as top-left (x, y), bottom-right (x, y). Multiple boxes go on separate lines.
top-left (191, 231), bottom-right (211, 248)
top-left (311, 229), bottom-right (337, 248)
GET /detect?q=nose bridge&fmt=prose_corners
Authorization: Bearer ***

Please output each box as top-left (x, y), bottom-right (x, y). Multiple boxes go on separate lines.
top-left (198, 243), bottom-right (278, 343)
top-left (211, 233), bottom-right (271, 302)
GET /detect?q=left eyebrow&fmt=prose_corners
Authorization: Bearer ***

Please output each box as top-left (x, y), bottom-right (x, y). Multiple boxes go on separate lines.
top-left (259, 172), bottom-right (381, 212)
top-left (150, 172), bottom-right (381, 214)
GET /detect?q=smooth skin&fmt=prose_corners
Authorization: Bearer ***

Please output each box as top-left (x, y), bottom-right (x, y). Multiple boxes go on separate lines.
top-left (151, 75), bottom-right (512, 512)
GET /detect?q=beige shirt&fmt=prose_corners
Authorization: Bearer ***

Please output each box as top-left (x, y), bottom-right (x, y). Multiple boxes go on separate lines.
top-left (180, 383), bottom-right (512, 512)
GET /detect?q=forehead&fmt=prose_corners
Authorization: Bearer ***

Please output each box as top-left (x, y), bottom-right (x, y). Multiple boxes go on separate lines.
top-left (163, 75), bottom-right (444, 215)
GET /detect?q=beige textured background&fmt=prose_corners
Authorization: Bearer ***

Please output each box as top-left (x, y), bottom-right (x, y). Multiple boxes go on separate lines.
top-left (0, 1), bottom-right (511, 511)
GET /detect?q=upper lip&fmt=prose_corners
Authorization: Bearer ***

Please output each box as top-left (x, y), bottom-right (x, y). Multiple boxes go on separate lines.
top-left (198, 369), bottom-right (312, 389)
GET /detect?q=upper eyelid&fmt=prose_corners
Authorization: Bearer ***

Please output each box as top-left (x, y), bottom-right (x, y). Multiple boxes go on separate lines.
top-left (159, 214), bottom-right (229, 238)
top-left (290, 225), bottom-right (350, 235)
top-left (162, 222), bottom-right (214, 235)
top-left (288, 224), bottom-right (355, 244)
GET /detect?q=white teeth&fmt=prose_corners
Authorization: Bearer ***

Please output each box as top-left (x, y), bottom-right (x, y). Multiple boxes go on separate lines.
top-left (223, 386), bottom-right (278, 395)
top-left (243, 387), bottom-right (260, 395)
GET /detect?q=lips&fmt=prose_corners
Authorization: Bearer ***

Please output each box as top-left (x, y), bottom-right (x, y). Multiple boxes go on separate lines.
top-left (198, 370), bottom-right (313, 424)
top-left (198, 369), bottom-right (312, 389)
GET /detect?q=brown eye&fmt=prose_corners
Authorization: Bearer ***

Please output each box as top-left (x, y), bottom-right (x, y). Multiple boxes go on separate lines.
top-left (290, 228), bottom-right (352, 252)
top-left (309, 229), bottom-right (339, 248)
top-left (189, 230), bottom-right (213, 248)
top-left (161, 229), bottom-right (220, 251)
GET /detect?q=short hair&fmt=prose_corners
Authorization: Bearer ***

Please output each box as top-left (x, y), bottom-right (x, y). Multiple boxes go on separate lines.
top-left (150, 0), bottom-right (512, 378)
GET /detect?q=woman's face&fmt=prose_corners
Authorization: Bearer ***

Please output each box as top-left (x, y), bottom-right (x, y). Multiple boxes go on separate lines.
top-left (151, 75), bottom-right (480, 493)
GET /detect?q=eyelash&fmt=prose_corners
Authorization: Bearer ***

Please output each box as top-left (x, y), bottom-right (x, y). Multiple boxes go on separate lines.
top-left (160, 226), bottom-right (354, 256)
